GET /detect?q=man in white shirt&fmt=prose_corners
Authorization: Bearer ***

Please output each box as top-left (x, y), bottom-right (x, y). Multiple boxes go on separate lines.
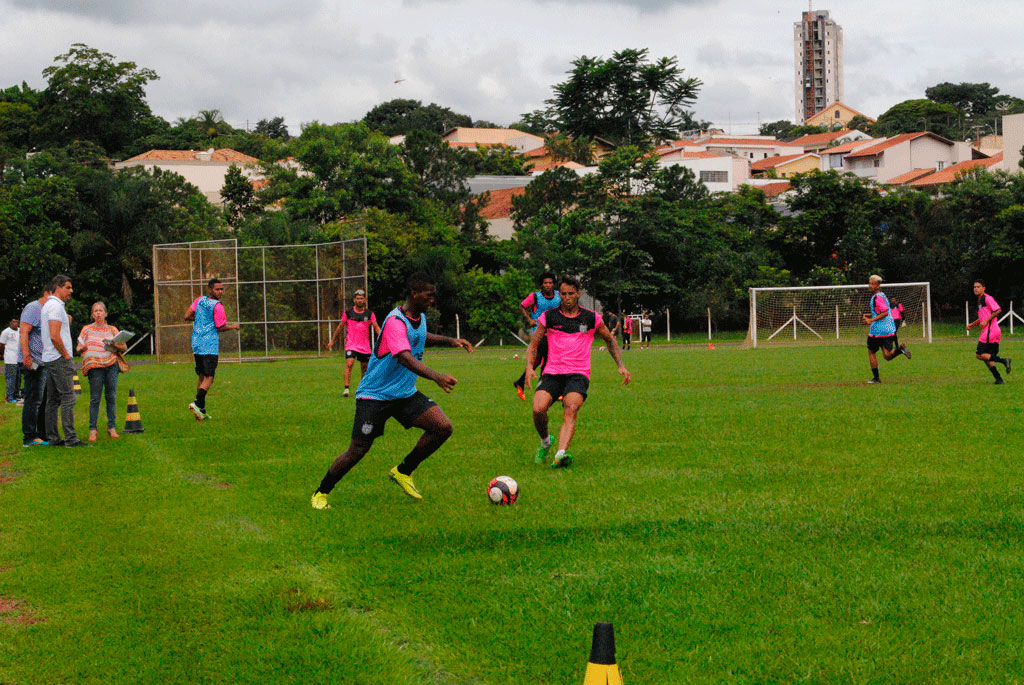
top-left (41, 275), bottom-right (83, 447)
top-left (640, 313), bottom-right (653, 349)
top-left (1, 318), bottom-right (21, 402)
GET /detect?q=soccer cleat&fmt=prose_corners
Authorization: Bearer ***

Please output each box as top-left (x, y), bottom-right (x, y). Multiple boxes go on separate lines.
top-left (866, 378), bottom-right (881, 384)
top-left (200, 411), bottom-right (212, 420)
top-left (900, 344), bottom-right (911, 360)
top-left (23, 439), bottom-right (48, 447)
top-left (534, 443), bottom-right (552, 464)
top-left (189, 402), bottom-right (205, 421)
top-left (995, 377), bottom-right (1005, 385)
top-left (388, 466), bottom-right (423, 500)
top-left (551, 451), bottom-right (574, 468)
top-left (64, 440), bottom-right (87, 448)
top-left (515, 385), bottom-right (525, 401)
top-left (310, 491), bottom-right (331, 510)
top-left (343, 387), bottom-right (350, 397)
top-left (1005, 358), bottom-right (1012, 374)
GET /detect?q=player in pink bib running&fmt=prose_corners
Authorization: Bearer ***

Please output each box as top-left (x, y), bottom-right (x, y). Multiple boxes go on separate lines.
top-left (967, 279), bottom-right (1011, 384)
top-left (328, 289), bottom-right (381, 397)
top-left (524, 276), bottom-right (629, 468)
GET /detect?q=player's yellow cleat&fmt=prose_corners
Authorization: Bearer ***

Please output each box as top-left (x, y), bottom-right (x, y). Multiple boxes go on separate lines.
top-left (310, 491), bottom-right (331, 510)
top-left (388, 466), bottom-right (423, 500)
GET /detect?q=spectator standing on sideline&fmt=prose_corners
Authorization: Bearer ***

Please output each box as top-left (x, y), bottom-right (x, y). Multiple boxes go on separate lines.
top-left (41, 275), bottom-right (84, 447)
top-left (605, 311), bottom-right (621, 343)
top-left (621, 315), bottom-right (633, 351)
top-left (18, 284), bottom-right (53, 446)
top-left (77, 302), bottom-right (127, 442)
top-left (1, 318), bottom-right (21, 402)
top-left (640, 312), bottom-right (653, 349)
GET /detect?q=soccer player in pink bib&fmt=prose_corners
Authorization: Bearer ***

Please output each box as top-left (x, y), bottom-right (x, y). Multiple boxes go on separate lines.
top-left (524, 275), bottom-right (629, 468)
top-left (967, 279), bottom-right (1011, 384)
top-left (328, 289), bottom-right (381, 397)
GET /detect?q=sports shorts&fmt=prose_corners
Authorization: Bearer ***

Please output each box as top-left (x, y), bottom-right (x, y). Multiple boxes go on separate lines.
top-left (537, 373), bottom-right (590, 400)
top-left (194, 353), bottom-right (219, 377)
top-left (345, 350), bottom-right (370, 363)
top-left (351, 391), bottom-right (437, 442)
top-left (866, 335), bottom-right (895, 353)
top-left (976, 341), bottom-right (1000, 356)
top-left (641, 330), bottom-right (651, 342)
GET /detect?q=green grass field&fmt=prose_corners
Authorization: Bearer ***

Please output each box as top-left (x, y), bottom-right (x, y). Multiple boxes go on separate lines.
top-left (2, 339), bottom-right (1023, 683)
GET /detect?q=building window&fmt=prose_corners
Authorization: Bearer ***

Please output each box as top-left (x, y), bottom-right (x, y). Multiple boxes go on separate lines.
top-left (835, 111), bottom-right (841, 118)
top-left (873, 159), bottom-right (881, 168)
top-left (937, 161), bottom-right (945, 170)
top-left (764, 153), bottom-right (769, 159)
top-left (830, 155), bottom-right (843, 168)
top-left (700, 170), bottom-right (728, 183)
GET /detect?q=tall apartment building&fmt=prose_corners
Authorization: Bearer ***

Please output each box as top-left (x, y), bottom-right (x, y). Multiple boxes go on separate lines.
top-left (794, 9), bottom-right (843, 123)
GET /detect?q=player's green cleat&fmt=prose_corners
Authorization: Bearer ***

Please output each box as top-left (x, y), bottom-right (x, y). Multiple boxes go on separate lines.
top-left (551, 451), bottom-right (573, 468)
top-left (189, 402), bottom-right (204, 421)
top-left (310, 491), bottom-right (331, 510)
top-left (388, 466), bottom-right (422, 500)
top-left (534, 443), bottom-right (552, 464)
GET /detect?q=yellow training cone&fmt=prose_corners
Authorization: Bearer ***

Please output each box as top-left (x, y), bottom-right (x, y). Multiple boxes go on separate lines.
top-left (583, 622), bottom-right (623, 685)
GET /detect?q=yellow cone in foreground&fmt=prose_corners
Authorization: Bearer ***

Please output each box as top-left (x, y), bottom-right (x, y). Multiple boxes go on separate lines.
top-left (583, 622), bottom-right (623, 685)
top-left (124, 388), bottom-right (145, 434)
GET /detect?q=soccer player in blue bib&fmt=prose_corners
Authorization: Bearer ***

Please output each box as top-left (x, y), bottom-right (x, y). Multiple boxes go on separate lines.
top-left (185, 278), bottom-right (239, 420)
top-left (311, 273), bottom-right (473, 508)
top-left (512, 272), bottom-right (560, 400)
top-left (863, 274), bottom-right (910, 384)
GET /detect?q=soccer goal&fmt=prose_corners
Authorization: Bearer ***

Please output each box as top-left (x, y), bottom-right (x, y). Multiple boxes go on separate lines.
top-left (153, 236), bottom-right (368, 362)
top-left (748, 282), bottom-right (932, 347)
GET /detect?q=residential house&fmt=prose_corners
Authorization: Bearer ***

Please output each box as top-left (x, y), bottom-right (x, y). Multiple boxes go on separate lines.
top-left (899, 154), bottom-right (1004, 188)
top-left (472, 186), bottom-right (526, 240)
top-left (116, 148), bottom-right (262, 204)
top-left (687, 135), bottom-right (801, 161)
top-left (655, 149), bottom-right (751, 192)
top-left (817, 137), bottom-right (879, 172)
top-left (441, 127), bottom-right (544, 153)
top-left (841, 132), bottom-right (972, 183)
top-left (750, 153), bottom-right (821, 178)
top-left (804, 101), bottom-right (875, 129)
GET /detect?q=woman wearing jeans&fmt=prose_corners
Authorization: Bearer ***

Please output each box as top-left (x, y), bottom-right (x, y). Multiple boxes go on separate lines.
top-left (76, 302), bottom-right (127, 442)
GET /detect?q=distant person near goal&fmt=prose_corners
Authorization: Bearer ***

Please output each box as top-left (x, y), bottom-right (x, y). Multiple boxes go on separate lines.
top-left (967, 279), bottom-right (1011, 385)
top-left (525, 276), bottom-right (629, 468)
top-left (512, 272), bottom-right (560, 401)
top-left (621, 315), bottom-right (632, 351)
top-left (328, 289), bottom-right (381, 397)
top-left (640, 313), bottom-right (652, 349)
top-left (863, 275), bottom-right (910, 384)
top-left (186, 278), bottom-right (240, 421)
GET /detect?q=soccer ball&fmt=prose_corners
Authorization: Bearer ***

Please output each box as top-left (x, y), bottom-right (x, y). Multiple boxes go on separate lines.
top-left (513, 353), bottom-right (520, 359)
top-left (487, 476), bottom-right (519, 505)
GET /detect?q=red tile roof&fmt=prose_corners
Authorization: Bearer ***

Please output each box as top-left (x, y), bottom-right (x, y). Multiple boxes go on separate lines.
top-left (530, 160), bottom-right (585, 173)
top-left (845, 132), bottom-right (948, 159)
top-left (788, 129), bottom-right (854, 147)
top-left (474, 186), bottom-right (527, 220)
top-left (521, 145), bottom-right (551, 158)
top-left (885, 168), bottom-right (936, 185)
top-left (908, 154), bottom-right (1003, 187)
top-left (445, 141), bottom-right (502, 148)
top-left (123, 148), bottom-right (260, 164)
top-left (750, 153), bottom-right (806, 171)
top-left (743, 181), bottom-right (792, 199)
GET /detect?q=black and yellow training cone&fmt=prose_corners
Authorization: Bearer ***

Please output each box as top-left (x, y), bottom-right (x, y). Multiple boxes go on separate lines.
top-left (124, 388), bottom-right (145, 434)
top-left (73, 373), bottom-right (82, 395)
top-left (583, 622), bottom-right (623, 685)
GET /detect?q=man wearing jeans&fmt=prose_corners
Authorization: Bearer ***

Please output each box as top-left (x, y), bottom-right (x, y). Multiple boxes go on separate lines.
top-left (19, 284), bottom-right (53, 446)
top-left (41, 275), bottom-right (84, 447)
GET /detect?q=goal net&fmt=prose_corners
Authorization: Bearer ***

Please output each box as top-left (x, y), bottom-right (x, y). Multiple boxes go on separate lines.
top-left (153, 236), bottom-right (368, 362)
top-left (748, 282), bottom-right (931, 347)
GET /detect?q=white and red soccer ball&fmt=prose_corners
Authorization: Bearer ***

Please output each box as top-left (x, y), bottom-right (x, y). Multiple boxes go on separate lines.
top-left (487, 476), bottom-right (518, 505)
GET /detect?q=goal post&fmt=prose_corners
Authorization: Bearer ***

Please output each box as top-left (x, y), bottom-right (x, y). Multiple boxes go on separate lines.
top-left (748, 282), bottom-right (932, 347)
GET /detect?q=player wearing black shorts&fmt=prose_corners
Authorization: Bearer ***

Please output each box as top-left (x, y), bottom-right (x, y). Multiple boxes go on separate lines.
top-left (967, 279), bottom-right (1011, 384)
top-left (311, 273), bottom-right (473, 508)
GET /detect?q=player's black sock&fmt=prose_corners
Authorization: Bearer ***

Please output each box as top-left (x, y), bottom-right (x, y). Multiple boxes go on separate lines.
top-left (195, 388), bottom-right (207, 410)
top-left (513, 372), bottom-right (525, 389)
top-left (872, 368), bottom-right (880, 380)
top-left (991, 354), bottom-right (1006, 365)
top-left (317, 470), bottom-right (342, 495)
top-left (990, 365), bottom-right (1002, 380)
top-left (397, 442), bottom-right (438, 476)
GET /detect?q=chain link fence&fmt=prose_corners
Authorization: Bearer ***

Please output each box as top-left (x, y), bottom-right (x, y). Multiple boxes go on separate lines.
top-left (153, 237), bottom-right (367, 362)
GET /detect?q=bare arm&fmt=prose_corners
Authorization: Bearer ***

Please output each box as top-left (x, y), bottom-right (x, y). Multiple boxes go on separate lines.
top-left (217, 322), bottom-right (240, 332)
top-left (328, 321), bottom-right (345, 350)
top-left (19, 322), bottom-right (33, 369)
top-left (425, 332), bottom-right (473, 352)
top-left (523, 325), bottom-right (546, 389)
top-left (520, 306), bottom-right (534, 327)
top-left (184, 308), bottom-right (194, 322)
top-left (596, 323), bottom-right (630, 385)
top-left (49, 319), bottom-right (70, 359)
top-left (372, 319), bottom-right (382, 336)
top-left (75, 326), bottom-right (88, 353)
top-left (395, 350), bottom-right (458, 393)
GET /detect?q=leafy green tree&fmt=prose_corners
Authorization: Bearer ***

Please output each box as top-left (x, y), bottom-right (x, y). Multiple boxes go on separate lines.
top-left (253, 116), bottom-right (290, 140)
top-left (195, 109), bottom-right (235, 138)
top-left (925, 82), bottom-right (1000, 120)
top-left (846, 114), bottom-right (874, 134)
top-left (510, 109), bottom-right (559, 135)
top-left (462, 269), bottom-right (533, 338)
top-left (759, 120), bottom-right (796, 139)
top-left (221, 164), bottom-right (261, 226)
top-left (544, 132), bottom-right (595, 165)
top-left (399, 129), bottom-right (471, 209)
top-left (547, 48), bottom-right (703, 146)
top-left (39, 43), bottom-right (162, 156)
top-left (362, 99), bottom-right (472, 136)
top-left (873, 99), bottom-right (961, 140)
top-left (788, 124), bottom-right (828, 138)
top-left (454, 144), bottom-right (533, 176)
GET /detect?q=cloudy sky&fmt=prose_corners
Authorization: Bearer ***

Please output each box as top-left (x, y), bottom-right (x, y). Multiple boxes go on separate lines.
top-left (2, 0), bottom-right (1022, 135)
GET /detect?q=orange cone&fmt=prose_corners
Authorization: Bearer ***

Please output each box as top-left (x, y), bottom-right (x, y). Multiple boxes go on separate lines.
top-left (708, 343), bottom-right (715, 350)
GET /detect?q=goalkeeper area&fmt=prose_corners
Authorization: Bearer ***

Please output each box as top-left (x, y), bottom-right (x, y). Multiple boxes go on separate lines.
top-left (153, 237), bottom-right (367, 362)
top-left (748, 282), bottom-right (932, 347)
